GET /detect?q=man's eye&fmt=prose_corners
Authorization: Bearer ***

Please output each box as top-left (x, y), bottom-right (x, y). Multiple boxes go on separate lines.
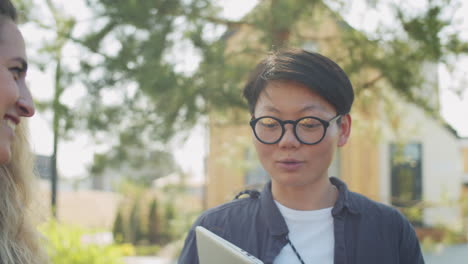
top-left (299, 118), bottom-right (321, 129)
top-left (301, 123), bottom-right (320, 129)
top-left (259, 119), bottom-right (279, 128)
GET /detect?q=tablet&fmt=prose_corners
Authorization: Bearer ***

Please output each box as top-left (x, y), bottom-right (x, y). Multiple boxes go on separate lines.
top-left (195, 226), bottom-right (264, 264)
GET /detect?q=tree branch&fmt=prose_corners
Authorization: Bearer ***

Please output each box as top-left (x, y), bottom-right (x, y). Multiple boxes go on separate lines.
top-left (353, 73), bottom-right (385, 96)
top-left (296, 34), bottom-right (341, 43)
top-left (360, 73), bottom-right (384, 90)
top-left (200, 16), bottom-right (252, 28)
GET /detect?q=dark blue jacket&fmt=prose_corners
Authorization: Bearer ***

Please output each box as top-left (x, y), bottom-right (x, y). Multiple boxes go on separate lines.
top-left (178, 177), bottom-right (425, 264)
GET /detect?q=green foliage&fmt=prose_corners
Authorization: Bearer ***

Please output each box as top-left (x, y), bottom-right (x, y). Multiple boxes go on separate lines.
top-left (396, 0), bottom-right (451, 61)
top-left (11, 0), bottom-right (33, 22)
top-left (21, 0), bottom-right (79, 217)
top-left (134, 245), bottom-right (161, 256)
top-left (163, 201), bottom-right (176, 242)
top-left (39, 0), bottom-right (467, 177)
top-left (252, 0), bottom-right (319, 48)
top-left (399, 205), bottom-right (423, 225)
top-left (112, 209), bottom-right (125, 243)
top-left (78, 0), bottom-right (219, 141)
top-left (112, 186), bottom-right (161, 246)
top-left (158, 183), bottom-right (202, 242)
top-left (20, 0), bottom-right (468, 170)
top-left (40, 221), bottom-right (134, 264)
top-left (148, 199), bottom-right (160, 244)
top-left (419, 225), bottom-right (466, 253)
top-left (129, 201), bottom-right (145, 244)
top-left (110, 182), bottom-right (199, 252)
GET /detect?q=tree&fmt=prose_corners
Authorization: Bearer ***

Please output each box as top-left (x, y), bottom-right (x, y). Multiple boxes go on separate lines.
top-left (22, 0), bottom-right (462, 179)
top-left (128, 201), bottom-right (143, 244)
top-left (112, 208), bottom-right (125, 243)
top-left (163, 201), bottom-right (176, 242)
top-left (64, 0), bottom-right (224, 177)
top-left (21, 0), bottom-right (77, 218)
top-left (77, 0), bottom-right (467, 140)
top-left (147, 199), bottom-right (160, 244)
top-left (12, 0), bottom-right (33, 22)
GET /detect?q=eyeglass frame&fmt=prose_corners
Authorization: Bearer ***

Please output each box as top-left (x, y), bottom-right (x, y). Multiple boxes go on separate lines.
top-left (249, 114), bottom-right (342, 145)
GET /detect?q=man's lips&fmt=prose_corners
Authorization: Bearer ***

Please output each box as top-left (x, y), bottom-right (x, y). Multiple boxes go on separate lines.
top-left (277, 158), bottom-right (303, 163)
top-left (276, 159), bottom-right (304, 170)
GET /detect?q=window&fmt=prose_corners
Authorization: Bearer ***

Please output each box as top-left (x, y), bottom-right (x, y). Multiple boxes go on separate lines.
top-left (390, 143), bottom-right (423, 207)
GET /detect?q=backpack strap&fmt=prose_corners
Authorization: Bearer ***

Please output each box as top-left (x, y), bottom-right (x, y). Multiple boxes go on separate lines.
top-left (234, 189), bottom-right (260, 199)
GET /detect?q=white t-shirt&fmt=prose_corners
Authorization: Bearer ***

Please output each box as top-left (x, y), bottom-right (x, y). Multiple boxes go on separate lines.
top-left (273, 201), bottom-right (334, 264)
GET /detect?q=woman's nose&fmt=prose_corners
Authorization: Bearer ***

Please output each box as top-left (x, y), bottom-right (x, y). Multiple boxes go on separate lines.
top-left (16, 85), bottom-right (35, 117)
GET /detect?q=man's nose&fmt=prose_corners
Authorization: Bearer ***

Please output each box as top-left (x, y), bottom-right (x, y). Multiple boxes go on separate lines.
top-left (278, 124), bottom-right (300, 148)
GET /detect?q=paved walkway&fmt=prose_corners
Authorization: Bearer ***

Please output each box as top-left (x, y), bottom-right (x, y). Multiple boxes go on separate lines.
top-left (123, 256), bottom-right (174, 264)
top-left (424, 244), bottom-right (468, 264)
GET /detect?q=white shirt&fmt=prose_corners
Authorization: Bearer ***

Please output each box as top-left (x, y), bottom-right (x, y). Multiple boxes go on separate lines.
top-left (273, 201), bottom-right (334, 264)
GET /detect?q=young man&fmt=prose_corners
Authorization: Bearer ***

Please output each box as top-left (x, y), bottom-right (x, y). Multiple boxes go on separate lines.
top-left (178, 49), bottom-right (424, 264)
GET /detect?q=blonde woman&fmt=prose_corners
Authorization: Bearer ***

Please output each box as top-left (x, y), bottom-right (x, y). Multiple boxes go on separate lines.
top-left (1, 0), bottom-right (48, 263)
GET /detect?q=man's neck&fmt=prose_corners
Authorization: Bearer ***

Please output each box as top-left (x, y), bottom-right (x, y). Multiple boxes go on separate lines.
top-left (271, 177), bottom-right (338, 211)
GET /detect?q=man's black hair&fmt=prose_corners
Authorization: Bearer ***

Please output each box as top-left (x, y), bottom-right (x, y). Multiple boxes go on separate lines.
top-left (243, 48), bottom-right (354, 116)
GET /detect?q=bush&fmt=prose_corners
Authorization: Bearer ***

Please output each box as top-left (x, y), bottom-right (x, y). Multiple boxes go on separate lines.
top-left (162, 201), bottom-right (176, 242)
top-left (41, 221), bottom-right (135, 264)
top-left (134, 244), bottom-right (161, 256)
top-left (129, 201), bottom-right (145, 243)
top-left (113, 209), bottom-right (125, 243)
top-left (148, 199), bottom-right (161, 244)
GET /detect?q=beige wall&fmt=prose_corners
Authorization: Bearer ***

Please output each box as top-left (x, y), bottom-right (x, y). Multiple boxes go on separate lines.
top-left (340, 134), bottom-right (380, 201)
top-left (463, 147), bottom-right (468, 173)
top-left (37, 181), bottom-right (122, 229)
top-left (206, 111), bottom-right (252, 208)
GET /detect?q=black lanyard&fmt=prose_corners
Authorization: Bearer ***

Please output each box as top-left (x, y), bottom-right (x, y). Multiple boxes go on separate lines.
top-left (286, 236), bottom-right (306, 264)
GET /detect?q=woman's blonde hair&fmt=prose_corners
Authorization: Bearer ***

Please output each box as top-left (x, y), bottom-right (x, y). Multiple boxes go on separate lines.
top-left (1, 1), bottom-right (49, 262)
top-left (0, 122), bottom-right (49, 264)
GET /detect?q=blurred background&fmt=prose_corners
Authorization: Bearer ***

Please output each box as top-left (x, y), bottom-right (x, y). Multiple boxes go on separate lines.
top-left (12, 0), bottom-right (468, 263)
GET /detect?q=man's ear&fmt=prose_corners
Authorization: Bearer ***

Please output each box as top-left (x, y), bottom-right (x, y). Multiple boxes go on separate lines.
top-left (337, 114), bottom-right (352, 147)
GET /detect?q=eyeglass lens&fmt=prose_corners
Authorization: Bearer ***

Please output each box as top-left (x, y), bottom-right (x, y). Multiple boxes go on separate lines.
top-left (254, 117), bottom-right (325, 144)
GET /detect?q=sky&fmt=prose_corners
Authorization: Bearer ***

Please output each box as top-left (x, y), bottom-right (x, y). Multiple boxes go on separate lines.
top-left (20, 0), bottom-right (468, 180)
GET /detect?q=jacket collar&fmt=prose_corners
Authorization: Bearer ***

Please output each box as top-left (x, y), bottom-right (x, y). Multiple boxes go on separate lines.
top-left (260, 177), bottom-right (360, 236)
top-left (329, 177), bottom-right (360, 216)
top-left (260, 182), bottom-right (289, 237)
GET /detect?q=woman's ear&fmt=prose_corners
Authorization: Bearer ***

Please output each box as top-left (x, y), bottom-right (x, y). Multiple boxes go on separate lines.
top-left (337, 114), bottom-right (352, 147)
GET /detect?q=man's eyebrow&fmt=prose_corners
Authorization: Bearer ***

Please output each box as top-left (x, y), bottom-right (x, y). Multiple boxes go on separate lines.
top-left (260, 105), bottom-right (326, 114)
top-left (12, 57), bottom-right (28, 71)
top-left (262, 105), bottom-right (280, 113)
top-left (299, 105), bottom-right (325, 113)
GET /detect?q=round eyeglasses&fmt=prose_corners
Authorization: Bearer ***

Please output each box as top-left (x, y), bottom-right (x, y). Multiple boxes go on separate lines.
top-left (249, 114), bottom-right (342, 145)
